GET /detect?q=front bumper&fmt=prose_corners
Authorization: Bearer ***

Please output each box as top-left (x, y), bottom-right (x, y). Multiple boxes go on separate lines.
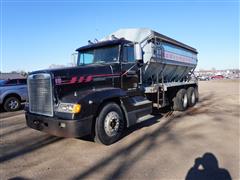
top-left (25, 112), bottom-right (93, 138)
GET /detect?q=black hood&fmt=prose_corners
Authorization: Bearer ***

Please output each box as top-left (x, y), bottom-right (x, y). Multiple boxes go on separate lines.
top-left (30, 63), bottom-right (120, 87)
top-left (30, 64), bottom-right (114, 82)
top-left (29, 64), bottom-right (121, 101)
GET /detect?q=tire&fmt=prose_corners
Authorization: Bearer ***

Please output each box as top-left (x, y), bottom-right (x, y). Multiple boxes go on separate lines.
top-left (94, 102), bottom-right (125, 145)
top-left (187, 87), bottom-right (196, 107)
top-left (173, 89), bottom-right (188, 111)
top-left (3, 96), bottom-right (21, 112)
top-left (195, 87), bottom-right (199, 102)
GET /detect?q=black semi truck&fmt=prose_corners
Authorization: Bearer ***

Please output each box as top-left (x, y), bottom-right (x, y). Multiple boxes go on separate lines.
top-left (25, 28), bottom-right (198, 145)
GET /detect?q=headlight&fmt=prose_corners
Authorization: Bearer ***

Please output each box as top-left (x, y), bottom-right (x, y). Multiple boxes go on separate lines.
top-left (57, 103), bottom-right (81, 114)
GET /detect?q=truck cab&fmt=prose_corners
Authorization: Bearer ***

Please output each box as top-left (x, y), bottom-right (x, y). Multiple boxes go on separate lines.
top-left (76, 39), bottom-right (140, 94)
top-left (25, 38), bottom-right (152, 145)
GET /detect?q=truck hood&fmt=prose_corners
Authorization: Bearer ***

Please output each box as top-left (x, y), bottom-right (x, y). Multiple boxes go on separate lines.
top-left (30, 64), bottom-right (117, 85)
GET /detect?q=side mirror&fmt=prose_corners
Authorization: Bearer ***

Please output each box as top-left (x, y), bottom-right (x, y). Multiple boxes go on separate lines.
top-left (71, 53), bottom-right (78, 66)
top-left (134, 43), bottom-right (143, 61)
top-left (134, 43), bottom-right (143, 67)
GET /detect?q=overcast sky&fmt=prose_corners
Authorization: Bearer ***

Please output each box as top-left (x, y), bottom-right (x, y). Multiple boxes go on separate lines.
top-left (1, 0), bottom-right (239, 72)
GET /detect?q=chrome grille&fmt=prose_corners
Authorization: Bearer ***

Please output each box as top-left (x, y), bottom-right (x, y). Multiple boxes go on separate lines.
top-left (28, 73), bottom-right (53, 116)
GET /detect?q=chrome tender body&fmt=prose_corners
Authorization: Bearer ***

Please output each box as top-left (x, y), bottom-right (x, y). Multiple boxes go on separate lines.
top-left (103, 28), bottom-right (198, 85)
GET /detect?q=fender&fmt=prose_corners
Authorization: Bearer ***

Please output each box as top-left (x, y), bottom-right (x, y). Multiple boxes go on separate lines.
top-left (89, 87), bottom-right (133, 128)
top-left (58, 87), bottom-right (130, 125)
top-left (90, 87), bottom-right (127, 116)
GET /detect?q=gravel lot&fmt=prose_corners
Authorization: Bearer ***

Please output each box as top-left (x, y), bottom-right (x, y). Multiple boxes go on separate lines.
top-left (0, 80), bottom-right (239, 180)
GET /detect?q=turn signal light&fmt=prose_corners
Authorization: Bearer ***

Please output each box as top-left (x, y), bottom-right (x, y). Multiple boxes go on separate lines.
top-left (72, 104), bottom-right (81, 114)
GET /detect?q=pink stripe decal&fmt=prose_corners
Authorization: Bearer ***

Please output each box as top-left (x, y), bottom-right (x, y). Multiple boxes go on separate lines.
top-left (79, 76), bottom-right (85, 83)
top-left (70, 76), bottom-right (78, 84)
top-left (85, 75), bottom-right (93, 82)
top-left (55, 73), bottom-right (120, 85)
top-left (93, 73), bottom-right (120, 77)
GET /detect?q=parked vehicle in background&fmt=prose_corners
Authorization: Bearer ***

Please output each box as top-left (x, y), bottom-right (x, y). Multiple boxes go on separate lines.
top-left (197, 76), bottom-right (210, 81)
top-left (0, 79), bottom-right (28, 111)
top-left (211, 75), bottom-right (224, 80)
top-left (25, 28), bottom-right (199, 145)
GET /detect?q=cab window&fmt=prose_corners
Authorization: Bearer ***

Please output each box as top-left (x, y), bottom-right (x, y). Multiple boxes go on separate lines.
top-left (123, 45), bottom-right (134, 63)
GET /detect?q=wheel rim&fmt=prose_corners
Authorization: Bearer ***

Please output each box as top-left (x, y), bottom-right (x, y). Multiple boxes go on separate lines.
top-left (191, 92), bottom-right (196, 104)
top-left (183, 94), bottom-right (188, 108)
top-left (8, 100), bottom-right (18, 110)
top-left (104, 111), bottom-right (120, 137)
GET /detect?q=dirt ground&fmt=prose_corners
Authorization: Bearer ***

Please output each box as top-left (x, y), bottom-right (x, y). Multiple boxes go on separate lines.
top-left (0, 80), bottom-right (239, 180)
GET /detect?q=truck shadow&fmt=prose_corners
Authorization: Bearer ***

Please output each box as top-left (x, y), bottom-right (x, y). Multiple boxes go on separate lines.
top-left (78, 111), bottom-right (165, 142)
top-left (185, 152), bottom-right (232, 180)
top-left (123, 106), bottom-right (173, 139)
top-left (0, 126), bottom-right (28, 139)
top-left (79, 93), bottom-right (214, 143)
top-left (79, 111), bottom-right (165, 142)
top-left (123, 114), bottom-right (162, 139)
top-left (0, 135), bottom-right (62, 163)
top-left (8, 177), bottom-right (31, 180)
top-left (72, 93), bottom-right (218, 180)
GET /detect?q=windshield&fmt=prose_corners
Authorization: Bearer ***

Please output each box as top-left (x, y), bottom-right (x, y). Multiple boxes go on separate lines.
top-left (77, 45), bottom-right (119, 65)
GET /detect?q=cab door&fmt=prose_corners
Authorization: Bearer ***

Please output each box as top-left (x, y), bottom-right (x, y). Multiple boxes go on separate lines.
top-left (121, 44), bottom-right (140, 96)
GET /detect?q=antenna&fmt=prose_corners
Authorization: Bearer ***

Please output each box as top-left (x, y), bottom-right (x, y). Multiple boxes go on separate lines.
top-left (111, 35), bottom-right (118, 40)
top-left (88, 40), bottom-right (94, 45)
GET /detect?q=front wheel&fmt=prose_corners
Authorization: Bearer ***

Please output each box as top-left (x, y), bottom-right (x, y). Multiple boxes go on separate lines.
top-left (94, 102), bottom-right (125, 145)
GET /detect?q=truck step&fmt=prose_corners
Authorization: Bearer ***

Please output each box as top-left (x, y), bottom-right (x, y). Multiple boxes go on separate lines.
top-left (137, 114), bottom-right (155, 123)
top-left (133, 100), bottom-right (152, 106)
top-left (130, 96), bottom-right (152, 106)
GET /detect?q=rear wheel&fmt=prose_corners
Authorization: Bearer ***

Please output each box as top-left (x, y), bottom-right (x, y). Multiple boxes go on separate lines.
top-left (187, 87), bottom-right (196, 107)
top-left (94, 102), bottom-right (125, 145)
top-left (173, 89), bottom-right (188, 111)
top-left (3, 96), bottom-right (21, 112)
top-left (195, 87), bottom-right (199, 102)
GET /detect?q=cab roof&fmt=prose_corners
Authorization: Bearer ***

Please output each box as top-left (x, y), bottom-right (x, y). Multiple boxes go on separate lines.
top-left (76, 38), bottom-right (131, 52)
